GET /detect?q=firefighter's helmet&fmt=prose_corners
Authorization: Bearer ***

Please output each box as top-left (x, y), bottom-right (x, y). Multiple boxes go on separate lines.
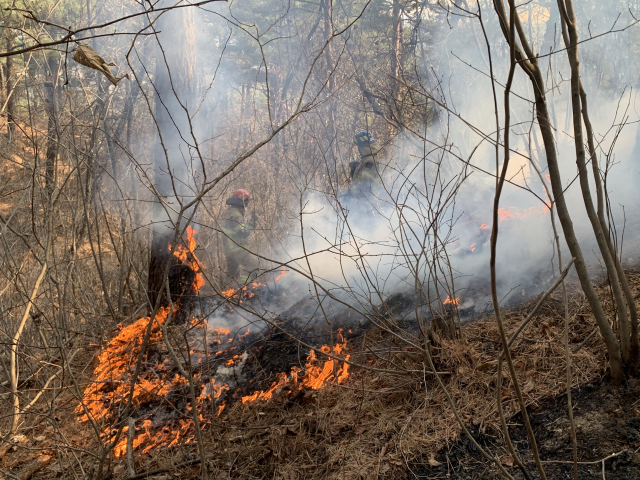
top-left (354, 130), bottom-right (375, 147)
top-left (232, 189), bottom-right (252, 202)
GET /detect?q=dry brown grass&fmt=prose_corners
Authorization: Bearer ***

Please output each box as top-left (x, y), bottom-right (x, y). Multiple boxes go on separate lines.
top-left (172, 281), bottom-right (610, 479)
top-left (1, 275), bottom-right (628, 480)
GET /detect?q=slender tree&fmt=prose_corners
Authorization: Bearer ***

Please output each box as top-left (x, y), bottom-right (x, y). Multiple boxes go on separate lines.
top-left (147, 2), bottom-right (198, 312)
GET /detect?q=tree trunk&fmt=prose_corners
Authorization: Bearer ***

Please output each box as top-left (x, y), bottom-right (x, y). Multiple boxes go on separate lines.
top-left (147, 3), bottom-right (197, 313)
top-left (5, 28), bottom-right (15, 137)
top-left (323, 0), bottom-right (334, 92)
top-left (44, 56), bottom-right (59, 198)
top-left (492, 0), bottom-right (624, 383)
top-left (390, 0), bottom-right (401, 101)
top-left (559, 0), bottom-right (634, 368)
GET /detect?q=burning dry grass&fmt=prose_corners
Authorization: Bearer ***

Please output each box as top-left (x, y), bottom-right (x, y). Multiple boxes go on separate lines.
top-left (71, 282), bottom-right (595, 479)
top-left (1, 276), bottom-right (625, 479)
top-left (191, 285), bottom-right (606, 480)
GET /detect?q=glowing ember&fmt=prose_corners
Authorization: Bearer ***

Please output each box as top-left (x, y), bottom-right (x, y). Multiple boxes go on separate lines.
top-left (226, 354), bottom-right (241, 366)
top-left (444, 296), bottom-right (459, 305)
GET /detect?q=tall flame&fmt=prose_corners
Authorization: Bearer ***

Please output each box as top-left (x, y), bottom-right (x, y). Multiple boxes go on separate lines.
top-left (169, 225), bottom-right (204, 291)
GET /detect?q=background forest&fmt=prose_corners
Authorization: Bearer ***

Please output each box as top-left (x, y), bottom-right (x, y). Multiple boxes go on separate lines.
top-left (3, 0), bottom-right (640, 479)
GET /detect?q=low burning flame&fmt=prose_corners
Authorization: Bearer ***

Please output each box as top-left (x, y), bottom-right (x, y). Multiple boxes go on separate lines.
top-left (275, 266), bottom-right (287, 281)
top-left (76, 229), bottom-right (349, 458)
top-left (444, 296), bottom-right (459, 305)
top-left (464, 205), bottom-right (548, 254)
top-left (241, 330), bottom-right (349, 403)
top-left (222, 282), bottom-right (264, 299)
top-left (497, 205), bottom-right (547, 222)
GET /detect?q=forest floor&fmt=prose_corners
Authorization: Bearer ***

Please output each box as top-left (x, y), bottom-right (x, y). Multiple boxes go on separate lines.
top-left (411, 376), bottom-right (640, 479)
top-left (3, 269), bottom-right (640, 479)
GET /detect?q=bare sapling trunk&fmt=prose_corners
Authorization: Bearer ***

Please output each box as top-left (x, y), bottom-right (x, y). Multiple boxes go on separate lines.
top-left (147, 4), bottom-right (197, 313)
top-left (559, 2), bottom-right (640, 370)
top-left (5, 27), bottom-right (15, 138)
top-left (391, 0), bottom-right (401, 101)
top-left (44, 55), bottom-right (59, 198)
top-left (323, 0), bottom-right (335, 93)
top-left (557, 0), bottom-right (635, 369)
top-left (490, 2), bottom-right (547, 477)
top-left (492, 0), bottom-right (624, 383)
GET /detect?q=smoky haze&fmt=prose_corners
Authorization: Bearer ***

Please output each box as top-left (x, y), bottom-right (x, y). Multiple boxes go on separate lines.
top-left (97, 0), bottom-right (640, 329)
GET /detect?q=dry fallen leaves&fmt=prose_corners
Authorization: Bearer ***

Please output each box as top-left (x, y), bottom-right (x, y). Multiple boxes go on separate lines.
top-left (501, 454), bottom-right (514, 467)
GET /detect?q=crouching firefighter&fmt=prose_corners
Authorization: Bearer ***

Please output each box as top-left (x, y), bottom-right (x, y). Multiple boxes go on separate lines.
top-left (348, 130), bottom-right (382, 196)
top-left (221, 189), bottom-right (259, 285)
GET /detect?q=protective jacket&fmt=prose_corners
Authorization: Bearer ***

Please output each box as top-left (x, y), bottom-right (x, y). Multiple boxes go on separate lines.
top-left (220, 197), bottom-right (254, 254)
top-left (349, 143), bottom-right (382, 195)
top-left (220, 197), bottom-right (258, 284)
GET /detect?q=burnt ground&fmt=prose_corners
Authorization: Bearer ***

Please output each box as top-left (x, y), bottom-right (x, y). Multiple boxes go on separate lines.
top-left (410, 376), bottom-right (640, 479)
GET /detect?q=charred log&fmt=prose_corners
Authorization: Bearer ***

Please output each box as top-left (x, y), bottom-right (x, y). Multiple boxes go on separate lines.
top-left (147, 232), bottom-right (196, 322)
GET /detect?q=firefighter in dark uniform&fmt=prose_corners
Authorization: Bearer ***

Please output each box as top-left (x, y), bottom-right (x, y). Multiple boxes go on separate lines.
top-left (220, 189), bottom-right (259, 284)
top-left (348, 130), bottom-right (382, 196)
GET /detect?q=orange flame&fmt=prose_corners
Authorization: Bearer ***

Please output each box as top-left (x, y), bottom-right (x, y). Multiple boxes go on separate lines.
top-left (469, 243), bottom-right (476, 252)
top-left (444, 296), bottom-right (459, 305)
top-left (276, 266), bottom-right (287, 281)
top-left (221, 282), bottom-right (264, 301)
top-left (497, 208), bottom-right (515, 221)
top-left (479, 223), bottom-right (489, 230)
top-left (76, 308), bottom-right (234, 457)
top-left (75, 308), bottom-right (171, 424)
top-left (241, 331), bottom-right (350, 403)
top-left (497, 205), bottom-right (547, 222)
top-left (78, 286), bottom-right (348, 457)
top-left (169, 226), bottom-right (204, 291)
